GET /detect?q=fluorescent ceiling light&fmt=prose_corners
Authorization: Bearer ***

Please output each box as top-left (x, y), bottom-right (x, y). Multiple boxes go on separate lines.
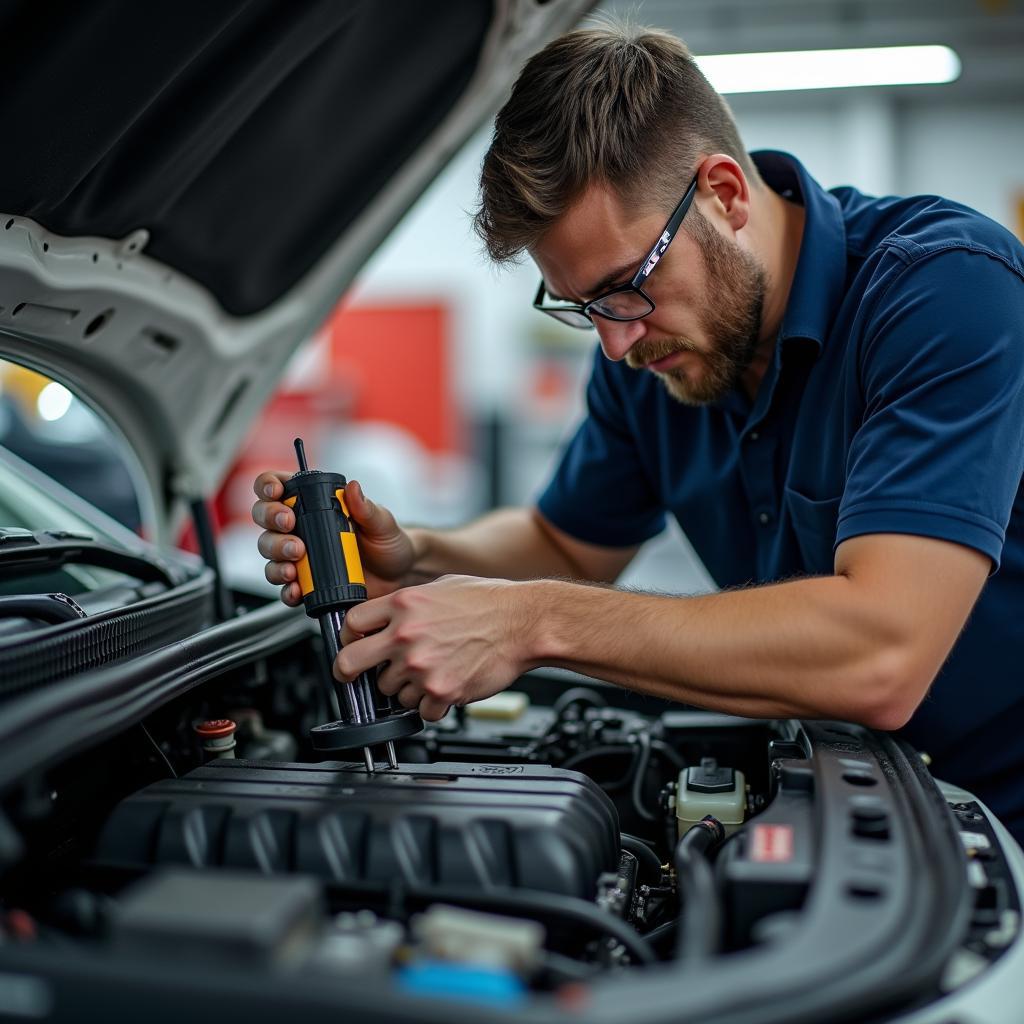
top-left (695, 45), bottom-right (961, 94)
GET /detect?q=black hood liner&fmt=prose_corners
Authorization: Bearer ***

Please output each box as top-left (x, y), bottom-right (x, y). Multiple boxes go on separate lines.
top-left (0, 0), bottom-right (493, 316)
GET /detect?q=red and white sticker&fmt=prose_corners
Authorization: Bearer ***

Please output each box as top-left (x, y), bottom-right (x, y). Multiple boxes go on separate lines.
top-left (750, 824), bottom-right (795, 863)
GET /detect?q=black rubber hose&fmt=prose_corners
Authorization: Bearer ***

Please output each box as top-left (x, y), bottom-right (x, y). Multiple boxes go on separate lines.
top-left (642, 918), bottom-right (679, 948)
top-left (552, 686), bottom-right (608, 717)
top-left (631, 731), bottom-right (659, 820)
top-left (561, 744), bottom-right (632, 770)
top-left (673, 816), bottom-right (726, 962)
top-left (560, 744), bottom-right (638, 791)
top-left (620, 832), bottom-right (663, 883)
top-left (651, 738), bottom-right (687, 772)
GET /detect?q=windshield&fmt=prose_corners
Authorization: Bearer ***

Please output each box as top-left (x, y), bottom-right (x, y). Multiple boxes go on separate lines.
top-left (0, 447), bottom-right (145, 598)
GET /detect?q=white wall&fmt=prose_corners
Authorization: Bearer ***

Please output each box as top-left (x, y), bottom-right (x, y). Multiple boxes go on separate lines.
top-left (897, 100), bottom-right (1024, 226)
top-left (734, 94), bottom-right (1024, 227)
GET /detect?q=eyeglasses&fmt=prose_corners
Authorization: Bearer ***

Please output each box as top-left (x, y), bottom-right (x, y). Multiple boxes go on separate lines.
top-left (533, 174), bottom-right (699, 330)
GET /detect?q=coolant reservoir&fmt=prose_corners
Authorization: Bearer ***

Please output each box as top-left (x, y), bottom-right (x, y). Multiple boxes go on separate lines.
top-left (677, 757), bottom-right (746, 837)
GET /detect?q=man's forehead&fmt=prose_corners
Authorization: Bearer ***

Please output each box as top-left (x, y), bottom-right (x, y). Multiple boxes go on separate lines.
top-left (531, 182), bottom-right (657, 300)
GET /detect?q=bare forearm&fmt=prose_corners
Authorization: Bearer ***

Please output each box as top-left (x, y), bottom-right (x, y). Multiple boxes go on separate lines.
top-left (337, 533), bottom-right (986, 728)
top-left (405, 508), bottom-right (583, 585)
top-left (525, 575), bottom-right (932, 730)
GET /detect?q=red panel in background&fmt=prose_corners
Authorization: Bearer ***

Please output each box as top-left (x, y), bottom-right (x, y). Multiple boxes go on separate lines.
top-left (214, 301), bottom-right (456, 529)
top-left (325, 303), bottom-right (456, 454)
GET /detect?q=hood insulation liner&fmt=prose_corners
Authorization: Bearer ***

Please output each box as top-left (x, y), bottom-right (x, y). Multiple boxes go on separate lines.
top-left (0, 0), bottom-right (493, 316)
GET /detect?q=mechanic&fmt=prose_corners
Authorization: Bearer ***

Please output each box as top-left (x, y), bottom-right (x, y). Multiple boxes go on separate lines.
top-left (253, 25), bottom-right (1024, 841)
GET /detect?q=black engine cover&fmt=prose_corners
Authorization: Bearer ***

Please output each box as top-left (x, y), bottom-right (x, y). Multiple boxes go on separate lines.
top-left (95, 760), bottom-right (619, 899)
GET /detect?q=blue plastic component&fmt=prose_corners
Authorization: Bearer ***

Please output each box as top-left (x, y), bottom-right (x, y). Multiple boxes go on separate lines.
top-left (398, 960), bottom-right (526, 1008)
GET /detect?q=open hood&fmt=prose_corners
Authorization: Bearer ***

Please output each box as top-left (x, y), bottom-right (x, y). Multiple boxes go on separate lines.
top-left (0, 0), bottom-right (593, 544)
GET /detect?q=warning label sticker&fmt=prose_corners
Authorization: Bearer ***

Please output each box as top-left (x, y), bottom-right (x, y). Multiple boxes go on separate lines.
top-left (750, 824), bottom-right (795, 863)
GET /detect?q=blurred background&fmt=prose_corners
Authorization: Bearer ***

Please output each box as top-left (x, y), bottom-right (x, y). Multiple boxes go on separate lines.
top-left (2, 0), bottom-right (1022, 595)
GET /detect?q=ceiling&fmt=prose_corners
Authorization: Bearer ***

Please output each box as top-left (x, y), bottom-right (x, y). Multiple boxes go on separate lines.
top-left (597, 0), bottom-right (1024, 102)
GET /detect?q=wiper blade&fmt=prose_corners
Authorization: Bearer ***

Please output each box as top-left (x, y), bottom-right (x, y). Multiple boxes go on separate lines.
top-left (0, 529), bottom-right (179, 588)
top-left (0, 592), bottom-right (87, 625)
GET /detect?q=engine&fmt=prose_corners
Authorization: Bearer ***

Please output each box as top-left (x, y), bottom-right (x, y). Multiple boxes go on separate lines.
top-left (95, 760), bottom-right (619, 899)
top-left (0, 660), bottom-right (1011, 1024)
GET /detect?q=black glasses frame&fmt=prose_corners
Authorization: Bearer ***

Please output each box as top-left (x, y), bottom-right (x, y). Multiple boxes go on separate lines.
top-left (533, 174), bottom-right (700, 329)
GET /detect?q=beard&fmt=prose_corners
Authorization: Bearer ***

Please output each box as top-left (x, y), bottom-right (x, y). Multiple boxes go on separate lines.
top-left (625, 209), bottom-right (767, 405)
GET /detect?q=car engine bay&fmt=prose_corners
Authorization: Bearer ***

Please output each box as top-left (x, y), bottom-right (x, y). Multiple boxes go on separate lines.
top-left (0, 617), bottom-right (1020, 1024)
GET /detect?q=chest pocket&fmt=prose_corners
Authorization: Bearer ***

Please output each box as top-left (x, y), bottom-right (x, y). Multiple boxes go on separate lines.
top-left (784, 488), bottom-right (842, 574)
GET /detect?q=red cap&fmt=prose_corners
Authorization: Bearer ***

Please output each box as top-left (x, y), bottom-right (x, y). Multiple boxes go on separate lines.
top-left (194, 718), bottom-right (237, 738)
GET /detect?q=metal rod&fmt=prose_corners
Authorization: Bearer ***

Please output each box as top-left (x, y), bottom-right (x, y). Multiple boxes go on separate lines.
top-left (385, 741), bottom-right (399, 770)
top-left (363, 747), bottom-right (376, 774)
top-left (322, 611), bottom-right (362, 722)
top-left (356, 672), bottom-right (377, 722)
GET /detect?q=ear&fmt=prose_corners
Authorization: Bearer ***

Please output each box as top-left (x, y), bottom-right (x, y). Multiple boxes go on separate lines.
top-left (696, 154), bottom-right (750, 232)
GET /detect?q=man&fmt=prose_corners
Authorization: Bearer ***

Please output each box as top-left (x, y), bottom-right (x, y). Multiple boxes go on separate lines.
top-left (252, 25), bottom-right (1024, 840)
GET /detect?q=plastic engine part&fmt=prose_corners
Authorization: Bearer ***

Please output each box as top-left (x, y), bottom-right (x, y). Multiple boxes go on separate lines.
top-left (93, 760), bottom-right (619, 900)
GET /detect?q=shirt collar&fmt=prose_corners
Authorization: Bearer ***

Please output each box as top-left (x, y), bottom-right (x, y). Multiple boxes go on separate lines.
top-left (751, 150), bottom-right (848, 354)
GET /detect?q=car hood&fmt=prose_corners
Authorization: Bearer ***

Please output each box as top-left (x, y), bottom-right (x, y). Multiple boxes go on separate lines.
top-left (0, 0), bottom-right (592, 544)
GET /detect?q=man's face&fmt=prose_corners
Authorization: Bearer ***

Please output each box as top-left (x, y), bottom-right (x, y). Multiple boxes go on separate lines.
top-left (532, 182), bottom-right (767, 405)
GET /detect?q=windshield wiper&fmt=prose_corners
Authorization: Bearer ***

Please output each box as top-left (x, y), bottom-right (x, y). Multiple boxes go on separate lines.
top-left (0, 528), bottom-right (179, 588)
top-left (0, 592), bottom-right (87, 625)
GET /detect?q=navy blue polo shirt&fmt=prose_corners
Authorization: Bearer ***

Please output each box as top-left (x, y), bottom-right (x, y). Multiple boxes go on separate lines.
top-left (538, 151), bottom-right (1024, 840)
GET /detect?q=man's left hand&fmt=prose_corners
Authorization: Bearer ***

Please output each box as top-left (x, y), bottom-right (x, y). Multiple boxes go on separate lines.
top-left (336, 575), bottom-right (532, 721)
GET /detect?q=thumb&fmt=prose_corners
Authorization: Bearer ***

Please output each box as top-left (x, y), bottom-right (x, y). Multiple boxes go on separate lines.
top-left (345, 479), bottom-right (396, 538)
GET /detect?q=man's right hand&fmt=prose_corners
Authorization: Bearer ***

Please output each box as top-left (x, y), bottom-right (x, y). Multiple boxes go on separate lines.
top-left (251, 472), bottom-right (417, 605)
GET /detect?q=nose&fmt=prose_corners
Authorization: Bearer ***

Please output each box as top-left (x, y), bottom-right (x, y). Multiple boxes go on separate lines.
top-left (593, 316), bottom-right (648, 362)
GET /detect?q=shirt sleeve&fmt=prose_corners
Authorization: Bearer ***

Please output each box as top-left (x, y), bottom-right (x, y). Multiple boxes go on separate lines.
top-left (537, 349), bottom-right (666, 547)
top-left (837, 247), bottom-right (1024, 569)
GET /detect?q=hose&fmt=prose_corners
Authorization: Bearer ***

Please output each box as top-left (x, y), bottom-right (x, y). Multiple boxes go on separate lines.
top-left (651, 739), bottom-right (687, 772)
top-left (561, 744), bottom-right (633, 770)
top-left (673, 816), bottom-right (726, 962)
top-left (619, 833), bottom-right (663, 883)
top-left (630, 731), bottom-right (659, 821)
top-left (551, 687), bottom-right (608, 718)
top-left (642, 918), bottom-right (679, 948)
top-left (561, 744), bottom-right (638, 790)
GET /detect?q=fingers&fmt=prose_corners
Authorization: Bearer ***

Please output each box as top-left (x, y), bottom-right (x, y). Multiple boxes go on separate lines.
top-left (256, 530), bottom-right (305, 563)
top-left (381, 678), bottom-right (448, 721)
top-left (253, 471), bottom-right (292, 500)
top-left (252, 471), bottom-right (304, 610)
top-left (396, 681), bottom-right (422, 710)
top-left (374, 660), bottom-right (403, 697)
top-left (343, 596), bottom-right (394, 638)
top-left (264, 558), bottom-right (296, 586)
top-left (251, 472), bottom-right (300, 534)
top-left (334, 628), bottom-right (393, 682)
top-left (418, 695), bottom-right (451, 722)
top-left (251, 497), bottom-right (297, 533)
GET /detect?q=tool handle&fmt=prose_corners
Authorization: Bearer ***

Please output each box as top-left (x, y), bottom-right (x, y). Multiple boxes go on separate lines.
top-left (282, 470), bottom-right (367, 617)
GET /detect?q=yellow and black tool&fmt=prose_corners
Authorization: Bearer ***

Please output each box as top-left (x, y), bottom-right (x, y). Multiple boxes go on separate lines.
top-left (282, 438), bottom-right (422, 772)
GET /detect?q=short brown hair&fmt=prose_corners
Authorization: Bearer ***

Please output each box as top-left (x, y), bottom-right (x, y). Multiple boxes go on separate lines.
top-left (474, 22), bottom-right (757, 264)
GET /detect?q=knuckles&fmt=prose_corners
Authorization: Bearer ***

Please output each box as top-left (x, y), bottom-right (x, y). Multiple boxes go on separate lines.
top-left (390, 589), bottom-right (416, 612)
top-left (391, 625), bottom-right (420, 647)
